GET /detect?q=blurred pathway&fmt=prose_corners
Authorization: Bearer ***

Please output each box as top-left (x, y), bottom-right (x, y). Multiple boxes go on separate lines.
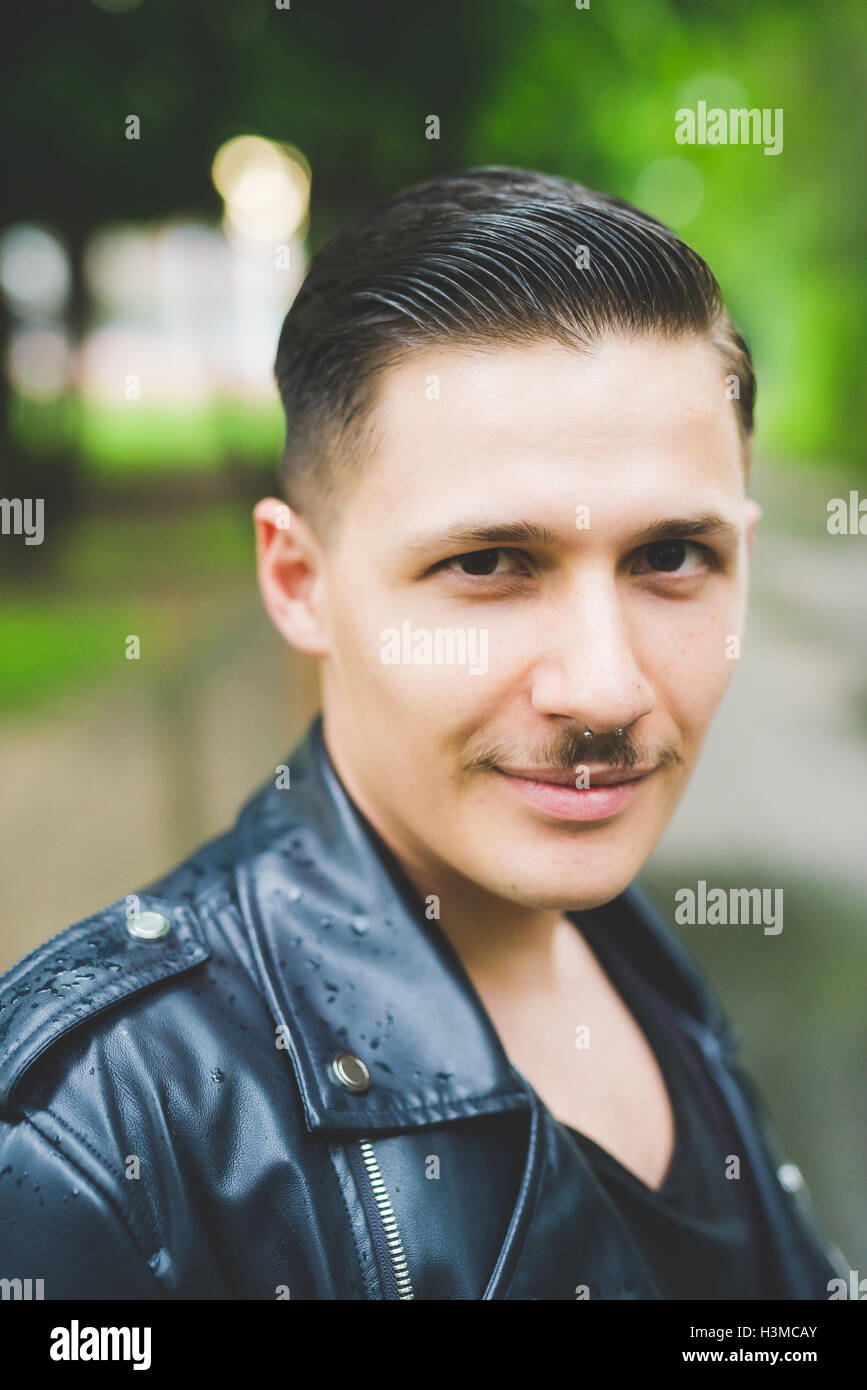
top-left (648, 463), bottom-right (867, 890)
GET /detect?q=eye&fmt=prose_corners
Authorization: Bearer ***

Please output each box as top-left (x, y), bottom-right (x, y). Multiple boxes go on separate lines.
top-left (438, 547), bottom-right (528, 578)
top-left (631, 539), bottom-right (711, 577)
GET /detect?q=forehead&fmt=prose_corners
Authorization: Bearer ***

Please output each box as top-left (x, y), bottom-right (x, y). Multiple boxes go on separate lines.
top-left (349, 335), bottom-right (745, 527)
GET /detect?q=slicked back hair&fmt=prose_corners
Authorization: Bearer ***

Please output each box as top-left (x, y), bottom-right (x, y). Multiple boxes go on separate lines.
top-left (274, 166), bottom-right (755, 535)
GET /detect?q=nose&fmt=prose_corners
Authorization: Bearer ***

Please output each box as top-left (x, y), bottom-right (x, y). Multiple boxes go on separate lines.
top-left (529, 573), bottom-right (655, 734)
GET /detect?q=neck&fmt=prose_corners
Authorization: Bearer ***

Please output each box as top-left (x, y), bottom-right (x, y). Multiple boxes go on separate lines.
top-left (409, 868), bottom-right (568, 987)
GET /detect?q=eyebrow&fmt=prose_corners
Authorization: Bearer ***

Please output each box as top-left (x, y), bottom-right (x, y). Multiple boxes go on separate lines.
top-left (640, 514), bottom-right (741, 543)
top-left (399, 513), bottom-right (741, 555)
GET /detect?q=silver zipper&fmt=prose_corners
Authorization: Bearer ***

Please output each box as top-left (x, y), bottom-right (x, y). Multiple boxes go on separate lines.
top-left (358, 1138), bottom-right (414, 1300)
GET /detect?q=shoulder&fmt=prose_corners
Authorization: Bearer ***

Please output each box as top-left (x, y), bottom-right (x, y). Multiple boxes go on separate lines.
top-left (0, 870), bottom-right (221, 1296)
top-left (0, 823), bottom-right (244, 1120)
top-left (0, 803), bottom-right (305, 1297)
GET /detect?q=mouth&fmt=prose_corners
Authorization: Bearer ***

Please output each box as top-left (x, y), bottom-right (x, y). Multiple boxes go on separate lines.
top-left (493, 763), bottom-right (657, 822)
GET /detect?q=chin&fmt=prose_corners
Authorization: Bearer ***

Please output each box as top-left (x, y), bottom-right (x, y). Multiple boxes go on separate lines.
top-left (480, 860), bottom-right (642, 914)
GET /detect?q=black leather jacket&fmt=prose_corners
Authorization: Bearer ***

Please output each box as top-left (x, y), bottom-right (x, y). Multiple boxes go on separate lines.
top-left (0, 716), bottom-right (846, 1299)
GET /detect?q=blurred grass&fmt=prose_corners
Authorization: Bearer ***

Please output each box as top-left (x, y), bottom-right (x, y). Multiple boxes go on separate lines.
top-left (12, 392), bottom-right (284, 471)
top-left (0, 600), bottom-right (155, 709)
top-left (0, 504), bottom-right (257, 711)
top-left (62, 504), bottom-right (255, 583)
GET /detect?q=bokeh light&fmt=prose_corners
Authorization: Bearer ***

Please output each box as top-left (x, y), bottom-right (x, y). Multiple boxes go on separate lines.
top-left (211, 136), bottom-right (311, 241)
top-left (633, 158), bottom-right (704, 229)
top-left (675, 71), bottom-right (748, 116)
top-left (0, 225), bottom-right (71, 319)
top-left (6, 326), bottom-right (72, 400)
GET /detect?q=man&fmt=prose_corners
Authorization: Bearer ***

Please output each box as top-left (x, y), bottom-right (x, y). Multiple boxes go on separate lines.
top-left (0, 167), bottom-right (846, 1300)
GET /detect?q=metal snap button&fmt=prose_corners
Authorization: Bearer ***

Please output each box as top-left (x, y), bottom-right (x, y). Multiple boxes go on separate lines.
top-left (331, 1052), bottom-right (371, 1092)
top-left (777, 1162), bottom-right (804, 1193)
top-left (126, 910), bottom-right (172, 941)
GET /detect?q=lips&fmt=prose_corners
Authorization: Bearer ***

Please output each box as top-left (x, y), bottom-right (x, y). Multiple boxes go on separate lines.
top-left (492, 764), bottom-right (655, 823)
top-left (496, 764), bottom-right (655, 788)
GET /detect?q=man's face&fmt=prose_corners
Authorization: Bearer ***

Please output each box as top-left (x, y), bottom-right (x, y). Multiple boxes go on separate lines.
top-left (263, 335), bottom-right (758, 913)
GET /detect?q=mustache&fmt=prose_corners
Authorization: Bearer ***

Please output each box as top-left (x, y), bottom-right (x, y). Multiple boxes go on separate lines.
top-left (462, 727), bottom-right (684, 777)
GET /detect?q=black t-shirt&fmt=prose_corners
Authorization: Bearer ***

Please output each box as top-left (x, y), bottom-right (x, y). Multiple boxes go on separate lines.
top-left (562, 944), bottom-right (768, 1300)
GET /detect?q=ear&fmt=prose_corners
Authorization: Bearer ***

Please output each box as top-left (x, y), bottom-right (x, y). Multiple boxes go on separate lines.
top-left (253, 497), bottom-right (329, 658)
top-left (744, 497), bottom-right (762, 556)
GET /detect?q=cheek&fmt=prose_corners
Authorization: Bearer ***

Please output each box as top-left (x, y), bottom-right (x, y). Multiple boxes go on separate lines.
top-left (330, 590), bottom-right (498, 729)
top-left (641, 599), bottom-right (740, 731)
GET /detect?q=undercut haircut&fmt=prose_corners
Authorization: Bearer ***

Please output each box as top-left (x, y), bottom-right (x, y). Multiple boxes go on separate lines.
top-left (274, 166), bottom-right (755, 535)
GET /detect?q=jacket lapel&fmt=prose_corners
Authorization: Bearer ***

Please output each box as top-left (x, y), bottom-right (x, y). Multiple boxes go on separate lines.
top-left (233, 715), bottom-right (528, 1134)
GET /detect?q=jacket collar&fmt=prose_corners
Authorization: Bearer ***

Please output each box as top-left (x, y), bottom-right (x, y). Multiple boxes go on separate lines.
top-left (233, 715), bottom-right (732, 1135)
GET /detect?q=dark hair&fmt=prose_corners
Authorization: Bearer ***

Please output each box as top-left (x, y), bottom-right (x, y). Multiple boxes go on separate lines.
top-left (274, 166), bottom-right (755, 531)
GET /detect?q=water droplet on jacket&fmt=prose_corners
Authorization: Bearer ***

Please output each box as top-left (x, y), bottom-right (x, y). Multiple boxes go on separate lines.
top-left (351, 917), bottom-right (369, 935)
top-left (210, 1068), bottom-right (225, 1083)
top-left (324, 981), bottom-right (339, 993)
top-left (287, 887), bottom-right (302, 903)
top-left (436, 1072), bottom-right (453, 1082)
top-left (370, 1038), bottom-right (380, 1049)
top-left (320, 917), bottom-right (333, 929)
